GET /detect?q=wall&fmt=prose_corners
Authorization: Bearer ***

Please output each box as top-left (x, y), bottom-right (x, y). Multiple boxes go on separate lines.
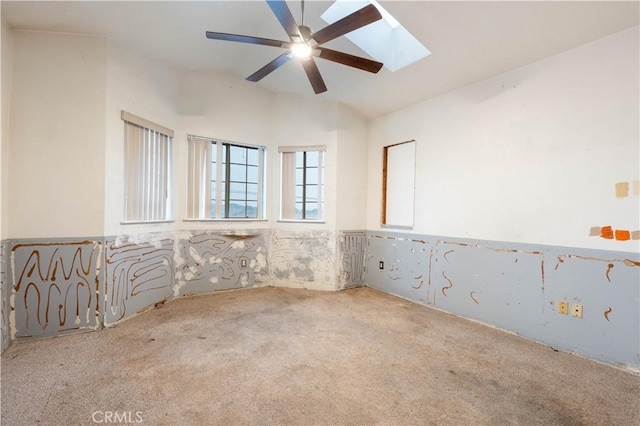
top-left (270, 93), bottom-right (339, 231)
top-left (104, 39), bottom-right (180, 237)
top-left (365, 27), bottom-right (640, 371)
top-left (1, 16), bottom-right (11, 241)
top-left (366, 231), bottom-right (639, 370)
top-left (176, 70), bottom-right (272, 232)
top-left (367, 27), bottom-right (639, 252)
top-left (336, 103), bottom-right (369, 230)
top-left (8, 31), bottom-right (107, 239)
top-left (1, 17), bottom-right (12, 351)
top-left (4, 23), bottom-right (634, 372)
top-left (0, 27), bottom-right (367, 348)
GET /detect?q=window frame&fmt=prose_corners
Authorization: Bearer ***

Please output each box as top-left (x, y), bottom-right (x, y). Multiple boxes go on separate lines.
top-left (279, 145), bottom-right (326, 222)
top-left (186, 135), bottom-right (266, 221)
top-left (121, 111), bottom-right (174, 224)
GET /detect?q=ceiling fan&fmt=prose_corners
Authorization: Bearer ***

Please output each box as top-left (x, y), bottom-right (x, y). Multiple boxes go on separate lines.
top-left (205, 0), bottom-right (384, 94)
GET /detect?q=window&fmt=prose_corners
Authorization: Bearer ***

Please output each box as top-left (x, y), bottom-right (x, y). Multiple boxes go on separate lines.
top-left (382, 140), bottom-right (415, 228)
top-left (187, 135), bottom-right (265, 219)
top-left (280, 146), bottom-right (325, 221)
top-left (122, 111), bottom-right (173, 223)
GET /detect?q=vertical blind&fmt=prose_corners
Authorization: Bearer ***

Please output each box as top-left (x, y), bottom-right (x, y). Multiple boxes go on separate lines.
top-left (186, 136), bottom-right (212, 219)
top-left (280, 152), bottom-right (297, 219)
top-left (122, 111), bottom-right (173, 222)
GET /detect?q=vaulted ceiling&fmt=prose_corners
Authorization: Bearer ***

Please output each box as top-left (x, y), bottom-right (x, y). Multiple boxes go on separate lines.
top-left (2, 1), bottom-right (638, 118)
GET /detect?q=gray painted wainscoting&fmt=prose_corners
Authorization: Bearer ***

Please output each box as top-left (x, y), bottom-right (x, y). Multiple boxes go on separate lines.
top-left (365, 231), bottom-right (640, 371)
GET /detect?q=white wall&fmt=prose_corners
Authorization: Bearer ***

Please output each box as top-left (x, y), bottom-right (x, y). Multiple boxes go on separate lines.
top-left (336, 103), bottom-right (368, 230)
top-left (5, 28), bottom-right (350, 239)
top-left (176, 72), bottom-right (343, 232)
top-left (367, 26), bottom-right (640, 252)
top-left (1, 18), bottom-right (12, 240)
top-left (8, 31), bottom-right (106, 239)
top-left (176, 70), bottom-right (272, 231)
top-left (104, 39), bottom-right (179, 237)
top-left (270, 93), bottom-right (339, 231)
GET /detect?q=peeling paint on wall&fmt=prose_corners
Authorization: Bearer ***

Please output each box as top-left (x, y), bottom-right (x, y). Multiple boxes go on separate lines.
top-left (365, 231), bottom-right (640, 370)
top-left (0, 241), bottom-right (9, 351)
top-left (430, 241), bottom-right (545, 332)
top-left (175, 230), bottom-right (268, 296)
top-left (366, 234), bottom-right (431, 303)
top-left (104, 236), bottom-right (174, 324)
top-left (338, 231), bottom-right (366, 289)
top-left (10, 240), bottom-right (103, 339)
top-left (271, 231), bottom-right (335, 289)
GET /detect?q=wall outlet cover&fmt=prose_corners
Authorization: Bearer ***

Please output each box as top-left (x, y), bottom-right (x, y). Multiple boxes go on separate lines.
top-left (558, 301), bottom-right (569, 315)
top-left (571, 303), bottom-right (583, 318)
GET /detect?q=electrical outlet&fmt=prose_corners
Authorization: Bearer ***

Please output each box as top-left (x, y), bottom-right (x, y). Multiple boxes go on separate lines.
top-left (240, 259), bottom-right (247, 268)
top-left (379, 261), bottom-right (384, 270)
top-left (571, 303), bottom-right (583, 318)
top-left (558, 301), bottom-right (569, 315)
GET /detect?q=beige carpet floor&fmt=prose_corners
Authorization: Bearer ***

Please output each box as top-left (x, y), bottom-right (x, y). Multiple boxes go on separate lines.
top-left (1, 287), bottom-right (638, 425)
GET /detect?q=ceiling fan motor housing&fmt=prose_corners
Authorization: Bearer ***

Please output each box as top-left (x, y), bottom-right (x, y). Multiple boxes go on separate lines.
top-left (297, 25), bottom-right (313, 42)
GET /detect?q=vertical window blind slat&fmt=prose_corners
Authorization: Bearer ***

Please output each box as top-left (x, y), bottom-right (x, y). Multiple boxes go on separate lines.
top-left (123, 118), bottom-right (172, 222)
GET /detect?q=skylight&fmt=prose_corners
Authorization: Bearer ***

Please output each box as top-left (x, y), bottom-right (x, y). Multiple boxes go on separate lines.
top-left (320, 0), bottom-right (430, 72)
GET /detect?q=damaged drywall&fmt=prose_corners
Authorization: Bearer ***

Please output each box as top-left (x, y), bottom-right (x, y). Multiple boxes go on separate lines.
top-left (104, 235), bottom-right (175, 325)
top-left (0, 228), bottom-right (361, 347)
top-left (366, 234), bottom-right (432, 302)
top-left (337, 231), bottom-right (367, 289)
top-left (1, 240), bottom-right (9, 351)
top-left (366, 231), bottom-right (640, 370)
top-left (9, 239), bottom-right (103, 339)
top-left (175, 230), bottom-right (269, 296)
top-left (270, 230), bottom-right (336, 290)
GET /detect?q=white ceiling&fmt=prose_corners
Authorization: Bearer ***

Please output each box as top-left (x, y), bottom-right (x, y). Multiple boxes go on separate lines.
top-left (2, 1), bottom-right (638, 118)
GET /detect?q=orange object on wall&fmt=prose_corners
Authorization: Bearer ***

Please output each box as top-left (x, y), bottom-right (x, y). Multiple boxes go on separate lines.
top-left (615, 229), bottom-right (631, 241)
top-left (600, 226), bottom-right (614, 239)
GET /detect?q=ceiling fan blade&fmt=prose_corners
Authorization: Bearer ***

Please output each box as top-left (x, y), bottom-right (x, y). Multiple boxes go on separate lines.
top-left (315, 47), bottom-right (383, 73)
top-left (311, 4), bottom-right (382, 45)
top-left (301, 57), bottom-right (327, 94)
top-left (206, 31), bottom-right (291, 48)
top-left (266, 0), bottom-right (302, 40)
top-left (246, 51), bottom-right (293, 82)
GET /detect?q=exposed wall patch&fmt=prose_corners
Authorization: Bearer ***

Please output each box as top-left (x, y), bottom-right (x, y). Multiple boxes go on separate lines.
top-left (600, 226), bottom-right (614, 239)
top-left (615, 182), bottom-right (630, 198)
top-left (588, 226), bottom-right (602, 237)
top-left (339, 232), bottom-right (366, 289)
top-left (11, 240), bottom-right (103, 339)
top-left (443, 250), bottom-right (454, 262)
top-left (441, 271), bottom-right (454, 296)
top-left (605, 263), bottom-right (614, 282)
top-left (593, 225), bottom-right (636, 242)
top-left (105, 237), bottom-right (174, 324)
top-left (615, 230), bottom-right (631, 241)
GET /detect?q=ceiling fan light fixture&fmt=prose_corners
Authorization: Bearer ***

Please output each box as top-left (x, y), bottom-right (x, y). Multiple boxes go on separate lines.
top-left (291, 42), bottom-right (312, 59)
